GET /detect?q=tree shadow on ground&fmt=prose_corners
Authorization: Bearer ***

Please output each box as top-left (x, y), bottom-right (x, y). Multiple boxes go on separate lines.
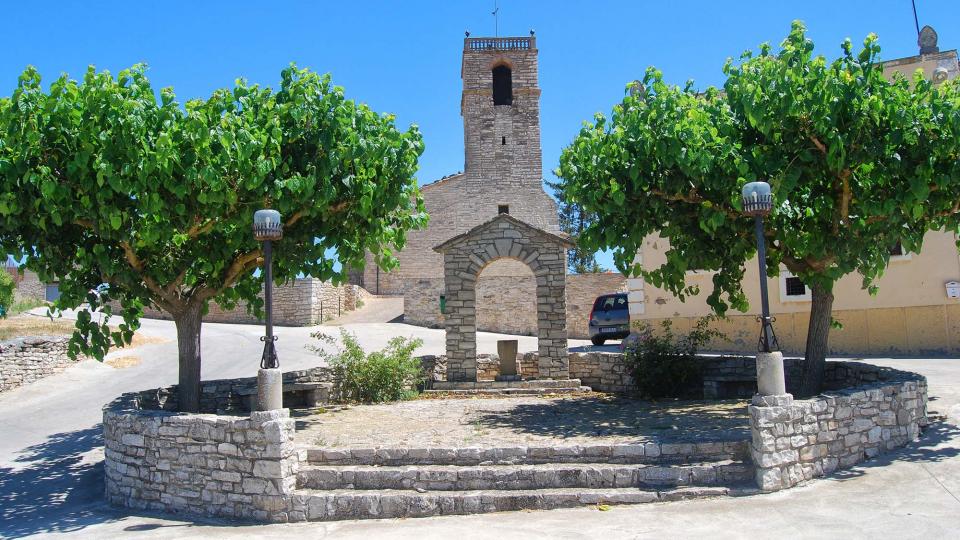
top-left (471, 395), bottom-right (750, 443)
top-left (0, 425), bottom-right (121, 539)
top-left (828, 420), bottom-right (960, 482)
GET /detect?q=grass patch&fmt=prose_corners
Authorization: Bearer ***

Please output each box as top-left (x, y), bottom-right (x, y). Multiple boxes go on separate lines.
top-left (0, 315), bottom-right (76, 340)
top-left (0, 314), bottom-right (167, 350)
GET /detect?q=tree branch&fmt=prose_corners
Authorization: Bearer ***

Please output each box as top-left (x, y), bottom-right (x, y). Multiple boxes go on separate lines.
top-left (645, 188), bottom-right (741, 219)
top-left (285, 200), bottom-right (350, 228)
top-left (809, 135), bottom-right (827, 155)
top-left (198, 248), bottom-right (263, 301)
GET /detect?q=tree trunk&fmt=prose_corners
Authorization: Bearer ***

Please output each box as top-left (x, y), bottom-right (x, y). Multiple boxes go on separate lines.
top-left (799, 282), bottom-right (834, 397)
top-left (174, 302), bottom-right (203, 412)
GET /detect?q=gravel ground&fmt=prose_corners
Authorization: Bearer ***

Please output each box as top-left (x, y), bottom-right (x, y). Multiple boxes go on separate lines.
top-left (293, 394), bottom-right (750, 448)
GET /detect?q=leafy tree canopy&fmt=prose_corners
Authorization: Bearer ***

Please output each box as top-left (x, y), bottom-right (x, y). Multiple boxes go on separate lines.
top-left (546, 178), bottom-right (603, 273)
top-left (0, 63), bottom-right (426, 409)
top-left (557, 22), bottom-right (960, 393)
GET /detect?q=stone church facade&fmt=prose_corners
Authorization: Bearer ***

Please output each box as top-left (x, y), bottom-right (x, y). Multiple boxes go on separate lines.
top-left (359, 35), bottom-right (625, 338)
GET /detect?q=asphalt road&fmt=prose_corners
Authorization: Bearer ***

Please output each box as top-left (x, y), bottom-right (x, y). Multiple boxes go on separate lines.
top-left (0, 314), bottom-right (957, 539)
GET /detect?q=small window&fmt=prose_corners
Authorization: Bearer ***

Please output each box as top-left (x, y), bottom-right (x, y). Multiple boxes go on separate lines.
top-left (779, 270), bottom-right (811, 302)
top-left (498, 205), bottom-right (509, 215)
top-left (784, 277), bottom-right (807, 297)
top-left (492, 65), bottom-right (513, 105)
top-left (593, 294), bottom-right (627, 311)
top-left (501, 136), bottom-right (507, 145)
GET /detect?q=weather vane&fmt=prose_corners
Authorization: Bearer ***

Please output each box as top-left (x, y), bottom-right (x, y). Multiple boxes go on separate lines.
top-left (492, 0), bottom-right (499, 37)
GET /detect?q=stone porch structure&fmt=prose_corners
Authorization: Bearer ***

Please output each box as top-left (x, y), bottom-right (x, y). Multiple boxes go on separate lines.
top-left (433, 214), bottom-right (574, 381)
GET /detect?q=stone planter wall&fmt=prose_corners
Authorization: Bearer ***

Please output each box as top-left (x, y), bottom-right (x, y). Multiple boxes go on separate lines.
top-left (138, 367), bottom-right (333, 414)
top-left (0, 336), bottom-right (75, 392)
top-left (749, 362), bottom-right (927, 492)
top-left (103, 393), bottom-right (303, 522)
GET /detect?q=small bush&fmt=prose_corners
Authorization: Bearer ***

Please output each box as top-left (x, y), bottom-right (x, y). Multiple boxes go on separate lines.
top-left (9, 297), bottom-right (46, 316)
top-left (309, 329), bottom-right (424, 403)
top-left (0, 272), bottom-right (13, 317)
top-left (624, 317), bottom-right (725, 399)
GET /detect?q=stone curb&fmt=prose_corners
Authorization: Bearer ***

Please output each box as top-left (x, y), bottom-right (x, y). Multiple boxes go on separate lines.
top-left (292, 486), bottom-right (733, 521)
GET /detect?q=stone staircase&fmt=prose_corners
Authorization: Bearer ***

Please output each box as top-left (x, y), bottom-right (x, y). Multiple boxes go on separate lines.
top-left (292, 440), bottom-right (756, 521)
top-left (423, 378), bottom-right (591, 397)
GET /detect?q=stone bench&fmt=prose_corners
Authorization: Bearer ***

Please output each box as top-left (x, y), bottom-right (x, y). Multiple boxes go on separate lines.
top-left (234, 382), bottom-right (333, 411)
top-left (703, 375), bottom-right (757, 400)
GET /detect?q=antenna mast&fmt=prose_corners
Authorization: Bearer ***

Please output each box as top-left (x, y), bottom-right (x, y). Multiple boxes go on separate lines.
top-left (911, 0), bottom-right (921, 38)
top-left (492, 0), bottom-right (499, 37)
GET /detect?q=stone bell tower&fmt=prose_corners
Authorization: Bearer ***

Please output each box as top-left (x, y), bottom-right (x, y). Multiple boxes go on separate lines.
top-left (461, 34), bottom-right (547, 201)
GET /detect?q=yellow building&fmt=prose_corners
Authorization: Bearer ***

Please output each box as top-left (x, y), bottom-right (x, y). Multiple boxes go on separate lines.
top-left (628, 27), bottom-right (960, 357)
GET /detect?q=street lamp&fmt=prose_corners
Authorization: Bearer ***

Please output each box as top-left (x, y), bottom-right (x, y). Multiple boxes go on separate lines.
top-left (741, 181), bottom-right (779, 353)
top-left (253, 208), bottom-right (283, 410)
top-left (742, 181), bottom-right (787, 399)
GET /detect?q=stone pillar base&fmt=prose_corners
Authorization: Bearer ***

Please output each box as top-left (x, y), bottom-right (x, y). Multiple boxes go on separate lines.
top-left (751, 393), bottom-right (794, 407)
top-left (257, 368), bottom-right (283, 411)
top-left (756, 351), bottom-right (786, 396)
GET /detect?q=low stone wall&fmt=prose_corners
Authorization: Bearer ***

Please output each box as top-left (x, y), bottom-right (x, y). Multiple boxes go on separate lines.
top-left (0, 336), bottom-right (76, 392)
top-left (749, 362), bottom-right (927, 491)
top-left (136, 279), bottom-right (364, 326)
top-left (138, 367), bottom-right (333, 414)
top-left (403, 272), bottom-right (627, 339)
top-left (104, 394), bottom-right (301, 522)
top-left (420, 352), bottom-right (632, 393)
top-left (102, 358), bottom-right (929, 522)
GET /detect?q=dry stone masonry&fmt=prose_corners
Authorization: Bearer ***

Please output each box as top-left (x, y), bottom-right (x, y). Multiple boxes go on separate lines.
top-left (0, 336), bottom-right (75, 392)
top-left (104, 393), bottom-right (301, 522)
top-left (750, 362), bottom-right (927, 491)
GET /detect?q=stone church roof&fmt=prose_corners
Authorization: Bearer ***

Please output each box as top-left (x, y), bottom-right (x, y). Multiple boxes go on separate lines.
top-left (421, 172), bottom-right (464, 191)
top-left (433, 213), bottom-right (573, 253)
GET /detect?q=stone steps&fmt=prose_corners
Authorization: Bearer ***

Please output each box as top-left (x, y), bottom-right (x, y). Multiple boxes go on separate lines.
top-left (302, 440), bottom-right (751, 466)
top-left (422, 386), bottom-right (592, 397)
top-left (297, 460), bottom-right (754, 491)
top-left (293, 485), bottom-right (745, 521)
top-left (430, 379), bottom-right (585, 390)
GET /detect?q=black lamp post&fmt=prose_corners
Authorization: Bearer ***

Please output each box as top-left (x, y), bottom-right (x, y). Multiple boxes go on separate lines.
top-left (741, 181), bottom-right (779, 353)
top-left (253, 209), bottom-right (282, 370)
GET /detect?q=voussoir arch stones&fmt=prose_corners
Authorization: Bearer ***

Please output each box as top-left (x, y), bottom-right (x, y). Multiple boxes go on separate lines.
top-left (434, 214), bottom-right (575, 382)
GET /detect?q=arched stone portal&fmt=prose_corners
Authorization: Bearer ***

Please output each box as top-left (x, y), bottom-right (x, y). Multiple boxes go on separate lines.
top-left (434, 214), bottom-right (574, 382)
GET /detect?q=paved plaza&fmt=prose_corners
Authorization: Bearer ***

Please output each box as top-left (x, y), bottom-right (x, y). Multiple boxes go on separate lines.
top-left (294, 396), bottom-right (749, 449)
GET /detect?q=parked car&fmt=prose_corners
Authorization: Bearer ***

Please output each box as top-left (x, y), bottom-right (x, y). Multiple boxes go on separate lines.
top-left (588, 293), bottom-right (630, 346)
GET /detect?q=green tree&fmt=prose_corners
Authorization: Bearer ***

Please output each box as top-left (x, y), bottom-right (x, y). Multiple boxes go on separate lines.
top-left (546, 178), bottom-right (602, 273)
top-left (557, 22), bottom-right (960, 396)
top-left (0, 270), bottom-right (13, 316)
top-left (0, 64), bottom-right (426, 411)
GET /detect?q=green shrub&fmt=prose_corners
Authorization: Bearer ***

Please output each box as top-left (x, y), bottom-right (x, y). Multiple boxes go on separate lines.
top-left (309, 329), bottom-right (424, 403)
top-left (0, 271), bottom-right (13, 317)
top-left (624, 317), bottom-right (725, 399)
top-left (9, 297), bottom-right (46, 316)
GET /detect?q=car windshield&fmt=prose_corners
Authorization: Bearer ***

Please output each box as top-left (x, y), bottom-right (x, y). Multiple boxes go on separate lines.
top-left (594, 295), bottom-right (627, 311)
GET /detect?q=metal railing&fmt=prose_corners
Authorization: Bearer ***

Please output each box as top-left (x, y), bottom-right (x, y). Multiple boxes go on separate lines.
top-left (465, 37), bottom-right (534, 51)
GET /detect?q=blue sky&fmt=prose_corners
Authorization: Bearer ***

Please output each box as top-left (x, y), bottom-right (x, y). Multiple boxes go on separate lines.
top-left (2, 1), bottom-right (957, 270)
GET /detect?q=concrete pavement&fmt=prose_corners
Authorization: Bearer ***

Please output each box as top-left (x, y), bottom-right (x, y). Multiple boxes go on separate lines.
top-left (0, 313), bottom-right (958, 539)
